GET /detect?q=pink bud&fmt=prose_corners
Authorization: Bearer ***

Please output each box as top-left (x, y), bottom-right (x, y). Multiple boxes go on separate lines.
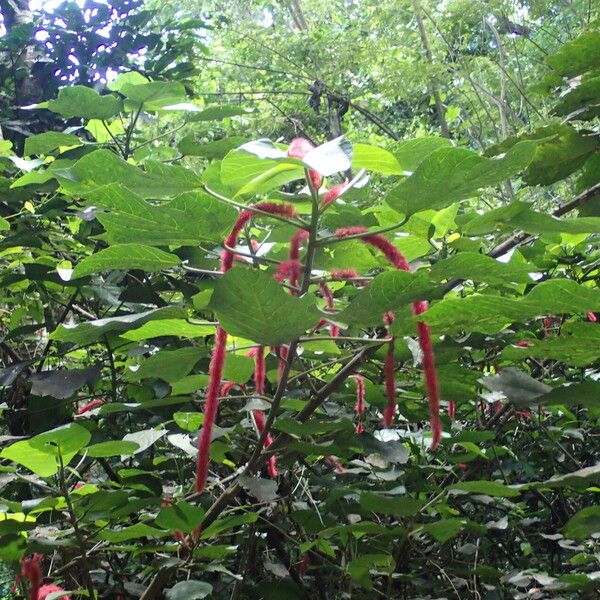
top-left (287, 137), bottom-right (314, 159)
top-left (321, 181), bottom-right (348, 207)
top-left (587, 311), bottom-right (597, 322)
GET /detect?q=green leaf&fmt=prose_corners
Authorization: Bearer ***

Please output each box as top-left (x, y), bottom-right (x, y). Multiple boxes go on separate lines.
top-left (72, 244), bottom-right (180, 278)
top-left (222, 354), bottom-right (255, 384)
top-left (487, 125), bottom-right (598, 186)
top-left (423, 279), bottom-right (600, 334)
top-left (166, 581), bottom-right (213, 600)
top-left (386, 141), bottom-right (536, 215)
top-left (122, 319), bottom-right (215, 341)
top-left (479, 368), bottom-right (551, 406)
top-left (422, 519), bottom-right (463, 542)
top-left (1, 423), bottom-right (91, 477)
top-left (554, 75), bottom-right (600, 121)
top-left (347, 554), bottom-right (395, 590)
top-left (50, 306), bottom-right (187, 345)
top-left (220, 148), bottom-right (303, 196)
top-left (128, 347), bottom-right (204, 383)
top-left (0, 216), bottom-right (8, 230)
top-left (337, 270), bottom-right (437, 326)
top-left (502, 323), bottom-right (600, 368)
top-left (171, 375), bottom-right (208, 396)
top-left (537, 380), bottom-right (600, 409)
top-left (547, 31), bottom-right (600, 77)
top-left (359, 492), bottom-right (423, 516)
top-left (448, 481), bottom-right (520, 497)
top-left (54, 150), bottom-right (202, 198)
top-left (210, 268), bottom-right (319, 345)
top-left (189, 104), bottom-right (249, 121)
top-left (200, 512), bottom-right (258, 539)
top-left (273, 418), bottom-right (353, 437)
top-left (24, 132), bottom-right (82, 156)
top-left (178, 135), bottom-right (248, 159)
top-left (100, 523), bottom-right (168, 542)
top-left (393, 136), bottom-right (453, 173)
top-left (463, 201), bottom-right (600, 237)
top-left (155, 501), bottom-right (204, 533)
top-left (352, 143), bottom-right (402, 174)
top-left (429, 253), bottom-right (533, 285)
top-left (173, 411), bottom-right (204, 431)
top-left (562, 506), bottom-right (600, 540)
top-left (89, 184), bottom-right (236, 246)
top-left (85, 440), bottom-right (139, 458)
top-left (120, 81), bottom-right (186, 110)
top-left (46, 86), bottom-right (121, 119)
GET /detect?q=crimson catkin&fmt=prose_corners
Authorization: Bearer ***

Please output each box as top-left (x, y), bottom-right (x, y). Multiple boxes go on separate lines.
top-left (76, 398), bottom-right (103, 414)
top-left (335, 227), bottom-right (442, 448)
top-left (251, 346), bottom-right (278, 478)
top-left (382, 338), bottom-right (396, 427)
top-left (331, 268), bottom-right (360, 281)
top-left (354, 374), bottom-right (366, 433)
top-left (196, 202), bottom-right (298, 493)
top-left (319, 282), bottom-right (339, 337)
top-left (20, 554), bottom-right (42, 600)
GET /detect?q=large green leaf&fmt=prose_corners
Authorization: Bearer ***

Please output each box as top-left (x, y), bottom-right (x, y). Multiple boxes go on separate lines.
top-left (347, 554), bottom-right (395, 590)
top-left (50, 306), bottom-right (187, 345)
top-left (502, 323), bottom-right (600, 367)
top-left (479, 368), bottom-right (552, 406)
top-left (120, 81), bottom-right (186, 110)
top-left (210, 268), bottom-right (319, 345)
top-left (449, 481), bottom-right (520, 498)
top-left (486, 125), bottom-right (598, 186)
top-left (337, 270), bottom-right (438, 326)
top-left (24, 132), bottom-right (82, 156)
top-left (72, 244), bottom-right (180, 279)
top-left (155, 501), bottom-right (204, 533)
top-left (423, 279), bottom-right (600, 333)
top-left (178, 135), bottom-right (248, 159)
top-left (352, 143), bottom-right (402, 174)
top-left (53, 150), bottom-right (202, 198)
top-left (45, 86), bottom-right (122, 119)
top-left (88, 184), bottom-right (236, 246)
top-left (128, 347), bottom-right (204, 383)
top-left (547, 31), bottom-right (600, 77)
top-left (166, 581), bottom-right (213, 600)
top-left (189, 105), bottom-right (249, 121)
top-left (121, 319), bottom-right (215, 341)
top-left (386, 141), bottom-right (536, 215)
top-left (463, 201), bottom-right (600, 236)
top-left (554, 75), bottom-right (600, 121)
top-left (428, 253), bottom-right (534, 285)
top-left (393, 136), bottom-right (453, 173)
top-left (562, 506), bottom-right (600, 540)
top-left (2, 423), bottom-right (91, 477)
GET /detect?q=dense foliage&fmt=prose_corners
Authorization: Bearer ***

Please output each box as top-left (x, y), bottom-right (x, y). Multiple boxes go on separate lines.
top-left (0, 1), bottom-right (599, 598)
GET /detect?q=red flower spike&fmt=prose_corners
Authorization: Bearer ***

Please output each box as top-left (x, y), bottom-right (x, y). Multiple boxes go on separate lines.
top-left (38, 584), bottom-right (71, 600)
top-left (355, 422), bottom-right (365, 434)
top-left (331, 268), bottom-right (360, 281)
top-left (197, 202), bottom-right (298, 493)
top-left (515, 340), bottom-right (532, 347)
top-left (195, 325), bottom-right (228, 493)
top-left (448, 400), bottom-right (455, 420)
top-left (274, 259), bottom-right (302, 286)
top-left (299, 553), bottom-right (310, 575)
top-left (77, 398), bottom-right (103, 415)
top-left (20, 554), bottom-right (42, 600)
top-left (321, 181), bottom-right (348, 208)
top-left (587, 311), bottom-right (597, 322)
top-left (253, 346), bottom-right (266, 396)
top-left (220, 381), bottom-right (241, 397)
top-left (221, 202), bottom-right (298, 272)
top-left (354, 374), bottom-right (366, 416)
top-left (335, 228), bottom-right (442, 448)
top-left (319, 282), bottom-right (340, 337)
top-left (252, 409), bottom-right (278, 478)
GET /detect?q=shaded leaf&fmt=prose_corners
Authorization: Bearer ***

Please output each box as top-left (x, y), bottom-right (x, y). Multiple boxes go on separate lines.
top-left (29, 365), bottom-right (102, 399)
